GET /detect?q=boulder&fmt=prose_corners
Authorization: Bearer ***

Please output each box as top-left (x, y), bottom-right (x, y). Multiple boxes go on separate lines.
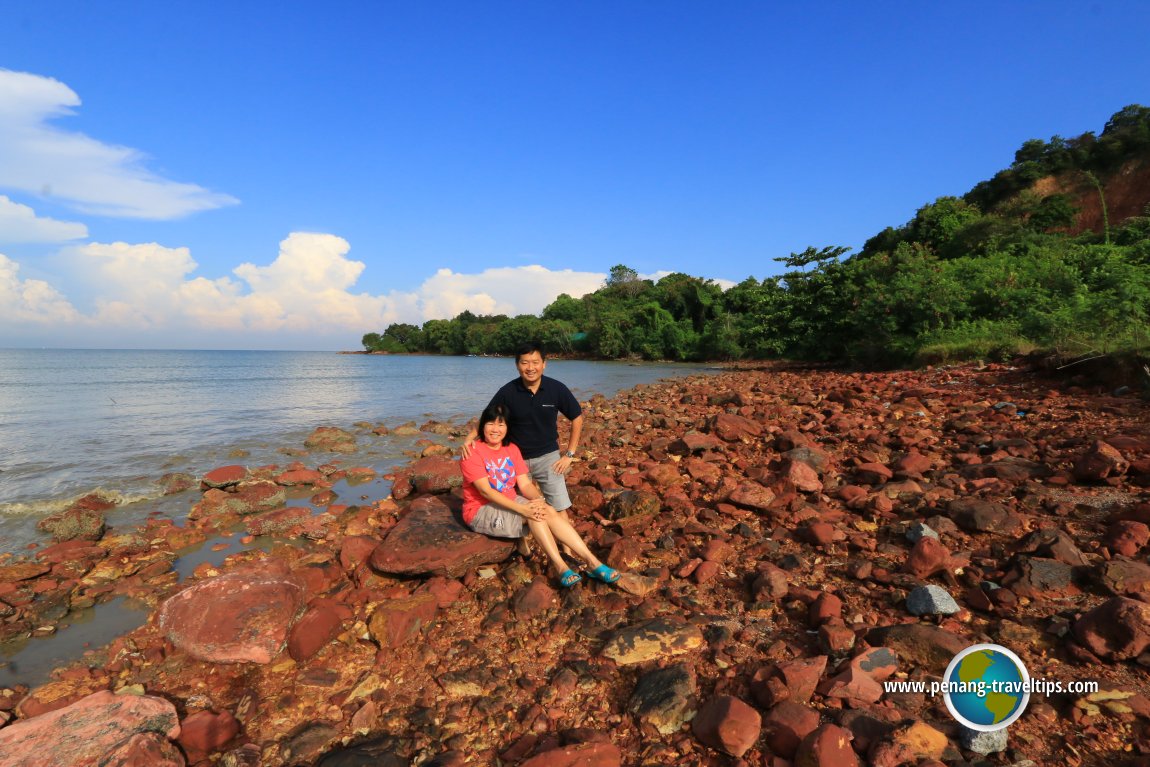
top-left (601, 616), bottom-right (705, 665)
top-left (201, 465), bottom-right (248, 489)
top-left (370, 495), bottom-right (513, 578)
top-left (158, 570), bottom-right (305, 663)
top-left (410, 455), bottom-right (463, 494)
top-left (0, 690), bottom-right (179, 767)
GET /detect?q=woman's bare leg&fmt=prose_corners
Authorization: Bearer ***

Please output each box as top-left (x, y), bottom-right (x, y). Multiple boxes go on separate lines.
top-left (542, 512), bottom-right (603, 570)
top-left (526, 518), bottom-right (570, 576)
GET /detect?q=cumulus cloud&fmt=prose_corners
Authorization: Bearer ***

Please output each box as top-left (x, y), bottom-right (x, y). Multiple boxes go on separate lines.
top-left (4, 232), bottom-right (622, 346)
top-left (0, 69), bottom-right (238, 219)
top-left (0, 195), bottom-right (88, 243)
top-left (0, 252), bottom-right (82, 324)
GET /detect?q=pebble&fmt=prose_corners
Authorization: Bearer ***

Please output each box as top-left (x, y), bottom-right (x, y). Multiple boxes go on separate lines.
top-left (906, 585), bottom-right (960, 616)
top-left (958, 725), bottom-right (1008, 755)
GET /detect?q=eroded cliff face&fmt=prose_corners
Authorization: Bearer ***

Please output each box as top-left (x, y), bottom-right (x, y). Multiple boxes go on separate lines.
top-left (1034, 152), bottom-right (1150, 235)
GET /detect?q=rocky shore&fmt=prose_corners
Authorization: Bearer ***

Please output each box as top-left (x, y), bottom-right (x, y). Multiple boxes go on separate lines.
top-left (1, 361), bottom-right (1148, 767)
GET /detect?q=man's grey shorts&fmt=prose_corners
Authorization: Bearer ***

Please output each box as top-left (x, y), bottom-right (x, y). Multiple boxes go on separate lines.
top-left (525, 451), bottom-right (572, 512)
top-left (469, 496), bottom-right (529, 538)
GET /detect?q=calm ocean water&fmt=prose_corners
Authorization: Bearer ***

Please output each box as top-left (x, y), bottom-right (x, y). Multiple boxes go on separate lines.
top-left (0, 349), bottom-right (713, 554)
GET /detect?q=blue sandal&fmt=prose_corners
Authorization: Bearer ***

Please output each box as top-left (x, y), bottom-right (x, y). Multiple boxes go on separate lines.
top-left (588, 564), bottom-right (620, 584)
top-left (558, 569), bottom-right (582, 588)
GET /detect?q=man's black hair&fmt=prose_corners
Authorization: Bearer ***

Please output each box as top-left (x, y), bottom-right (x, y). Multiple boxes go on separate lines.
top-left (514, 341), bottom-right (546, 361)
top-left (477, 403), bottom-right (511, 446)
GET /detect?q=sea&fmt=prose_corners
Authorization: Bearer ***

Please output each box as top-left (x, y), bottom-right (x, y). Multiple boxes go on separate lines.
top-left (0, 349), bottom-right (716, 555)
top-left (0, 349), bottom-right (717, 686)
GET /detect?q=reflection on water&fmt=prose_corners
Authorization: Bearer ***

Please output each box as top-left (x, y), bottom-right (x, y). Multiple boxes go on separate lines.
top-left (0, 597), bottom-right (150, 689)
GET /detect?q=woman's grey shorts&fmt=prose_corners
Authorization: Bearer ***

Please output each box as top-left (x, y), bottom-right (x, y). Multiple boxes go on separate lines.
top-left (469, 496), bottom-right (529, 538)
top-left (525, 451), bottom-right (572, 511)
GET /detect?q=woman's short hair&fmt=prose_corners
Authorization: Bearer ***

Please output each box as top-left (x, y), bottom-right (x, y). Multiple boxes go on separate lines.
top-left (477, 402), bottom-right (511, 446)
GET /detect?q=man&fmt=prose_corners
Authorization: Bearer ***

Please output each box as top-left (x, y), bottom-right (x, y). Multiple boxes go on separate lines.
top-left (463, 342), bottom-right (583, 524)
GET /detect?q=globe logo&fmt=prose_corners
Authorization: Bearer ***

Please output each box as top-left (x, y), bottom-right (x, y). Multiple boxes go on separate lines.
top-left (943, 644), bottom-right (1030, 731)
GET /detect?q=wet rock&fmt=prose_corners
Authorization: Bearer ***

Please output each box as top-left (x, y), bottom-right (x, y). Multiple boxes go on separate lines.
top-left (410, 455), bottom-right (463, 494)
top-left (0, 690), bottom-right (179, 767)
top-left (1073, 440), bottom-right (1128, 482)
top-left (245, 506), bottom-right (312, 536)
top-left (794, 723), bottom-right (859, 767)
top-left (763, 701), bottom-right (821, 757)
top-left (958, 725), bottom-right (1008, 754)
top-left (276, 468), bottom-right (324, 486)
top-left (158, 472), bottom-right (196, 495)
top-left (201, 464), bottom-right (248, 489)
top-left (158, 570), bottom-right (305, 663)
top-left (305, 426), bottom-right (358, 453)
top-left (628, 663), bottom-right (697, 735)
top-left (0, 562), bottom-right (51, 583)
top-left (691, 694), bottom-right (761, 758)
top-left (601, 616), bottom-right (705, 665)
top-left (947, 499), bottom-right (1020, 534)
top-left (36, 506), bottom-right (105, 542)
top-left (1073, 596), bottom-right (1150, 660)
top-left (368, 592), bottom-right (438, 647)
top-left (229, 481), bottom-right (288, 514)
top-left (370, 495), bottom-right (513, 578)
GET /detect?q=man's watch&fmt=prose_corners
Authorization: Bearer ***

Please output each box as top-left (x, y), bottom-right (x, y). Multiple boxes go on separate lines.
top-left (564, 450), bottom-right (576, 458)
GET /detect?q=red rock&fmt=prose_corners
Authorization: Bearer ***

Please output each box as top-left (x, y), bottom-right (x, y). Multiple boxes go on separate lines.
top-left (410, 455), bottom-right (463, 494)
top-left (158, 570), bottom-right (305, 663)
top-left (785, 460), bottom-right (823, 492)
top-left (1073, 440), bottom-right (1129, 482)
top-left (809, 592), bottom-right (843, 627)
top-left (906, 536), bottom-right (951, 579)
top-left (36, 506), bottom-right (106, 542)
top-left (568, 484), bottom-right (605, 513)
top-left (818, 666), bottom-right (883, 704)
top-left (854, 462), bottom-right (893, 485)
top-left (729, 482), bottom-right (777, 511)
top-left (684, 458), bottom-right (723, 486)
top-left (0, 690), bottom-right (179, 767)
top-left (102, 732), bottom-right (186, 767)
top-left (229, 481), bottom-right (287, 514)
top-left (201, 464), bottom-right (248, 489)
top-left (800, 522), bottom-right (842, 548)
top-left (763, 700), bottom-right (820, 757)
top-left (35, 539), bottom-right (106, 565)
top-left (519, 742), bottom-right (621, 767)
top-left (371, 495), bottom-right (514, 577)
top-left (818, 624), bottom-right (857, 654)
top-left (1074, 596), bottom-right (1150, 660)
top-left (692, 695), bottom-right (762, 758)
top-left (645, 463), bottom-right (683, 487)
top-left (894, 451), bottom-right (933, 476)
top-left (1106, 520), bottom-right (1150, 557)
top-left (752, 563), bottom-right (789, 601)
top-left (368, 592), bottom-right (438, 647)
top-left (708, 413), bottom-right (764, 442)
top-left (288, 603), bottom-right (350, 661)
top-left (416, 576), bottom-right (465, 607)
top-left (867, 721), bottom-right (947, 767)
top-left (693, 560), bottom-right (721, 584)
top-left (178, 709), bottom-right (241, 754)
top-left (795, 723), bottom-right (859, 767)
top-left (340, 535), bottom-right (380, 571)
top-left (672, 431), bottom-right (726, 454)
top-left (0, 562), bottom-right (51, 583)
top-left (701, 538), bottom-right (732, 563)
top-left (276, 468), bottom-right (324, 486)
top-left (838, 485), bottom-right (868, 506)
top-left (513, 580), bottom-right (558, 618)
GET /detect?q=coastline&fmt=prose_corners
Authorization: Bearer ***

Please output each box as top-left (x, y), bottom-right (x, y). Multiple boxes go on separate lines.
top-left (0, 362), bottom-right (1148, 765)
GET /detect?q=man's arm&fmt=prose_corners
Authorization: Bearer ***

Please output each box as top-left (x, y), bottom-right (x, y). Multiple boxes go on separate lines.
top-left (552, 413), bottom-right (584, 475)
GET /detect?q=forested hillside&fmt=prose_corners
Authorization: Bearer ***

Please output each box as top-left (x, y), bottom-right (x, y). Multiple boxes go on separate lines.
top-left (364, 105), bottom-right (1150, 368)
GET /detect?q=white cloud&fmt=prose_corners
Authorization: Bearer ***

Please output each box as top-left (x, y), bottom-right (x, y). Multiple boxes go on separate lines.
top-left (0, 252), bottom-right (82, 325)
top-left (415, 265), bottom-right (605, 321)
top-left (0, 69), bottom-right (238, 219)
top-left (0, 195), bottom-right (88, 243)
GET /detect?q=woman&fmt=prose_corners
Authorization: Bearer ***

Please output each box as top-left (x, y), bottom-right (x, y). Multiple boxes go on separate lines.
top-left (461, 403), bottom-right (620, 588)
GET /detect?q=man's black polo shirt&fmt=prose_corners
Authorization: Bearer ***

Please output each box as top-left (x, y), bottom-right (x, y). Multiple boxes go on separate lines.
top-left (488, 375), bottom-right (581, 459)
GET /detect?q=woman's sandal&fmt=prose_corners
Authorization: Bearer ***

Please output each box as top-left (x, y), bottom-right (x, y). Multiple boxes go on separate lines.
top-left (558, 569), bottom-right (582, 588)
top-left (588, 564), bottom-right (620, 584)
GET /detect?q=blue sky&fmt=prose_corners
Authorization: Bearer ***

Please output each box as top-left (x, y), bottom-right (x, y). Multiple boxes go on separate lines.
top-left (1, 2), bottom-right (1147, 350)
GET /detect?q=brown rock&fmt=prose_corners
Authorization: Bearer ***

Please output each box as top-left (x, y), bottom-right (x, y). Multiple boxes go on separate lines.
top-left (784, 459), bottom-right (823, 492)
top-left (370, 495), bottom-right (513, 578)
top-left (158, 570), bottom-right (305, 663)
top-left (763, 700), bottom-right (820, 758)
top-left (102, 732), bottom-right (186, 767)
top-left (906, 536), bottom-right (951, 579)
top-left (178, 709), bottom-right (241, 755)
top-left (947, 498), bottom-right (1020, 534)
top-left (866, 624), bottom-right (968, 674)
top-left (513, 580), bottom-right (558, 618)
top-left (795, 723), bottom-right (859, 767)
top-left (276, 468), bottom-right (324, 486)
top-left (519, 742), bottom-right (621, 767)
top-left (1073, 440), bottom-right (1128, 482)
top-left (0, 690), bottom-right (179, 767)
top-left (605, 490), bottom-right (661, 523)
top-left (601, 616), bottom-right (705, 665)
top-left (729, 482), bottom-right (777, 511)
top-left (1106, 520), bottom-right (1150, 557)
top-left (692, 695), bottom-right (761, 758)
top-left (854, 462), bottom-right (893, 485)
top-left (868, 720), bottom-right (947, 767)
top-left (244, 506), bottom-right (312, 536)
top-left (288, 603), bottom-right (351, 661)
top-left (1074, 596), bottom-right (1150, 660)
top-left (708, 413), bottom-right (764, 442)
top-left (368, 592), bottom-right (438, 647)
top-left (628, 663), bottom-right (697, 735)
top-left (410, 455), bottom-right (463, 494)
top-left (0, 562), bottom-right (51, 583)
top-left (1098, 559), bottom-right (1150, 600)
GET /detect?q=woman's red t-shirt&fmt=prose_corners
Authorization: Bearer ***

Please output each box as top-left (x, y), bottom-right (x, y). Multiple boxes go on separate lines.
top-left (460, 441), bottom-right (527, 524)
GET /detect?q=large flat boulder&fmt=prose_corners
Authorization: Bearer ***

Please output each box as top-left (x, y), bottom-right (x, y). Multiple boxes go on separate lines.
top-left (158, 570), bottom-right (305, 663)
top-left (370, 495), bottom-right (514, 578)
top-left (0, 690), bottom-right (180, 767)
